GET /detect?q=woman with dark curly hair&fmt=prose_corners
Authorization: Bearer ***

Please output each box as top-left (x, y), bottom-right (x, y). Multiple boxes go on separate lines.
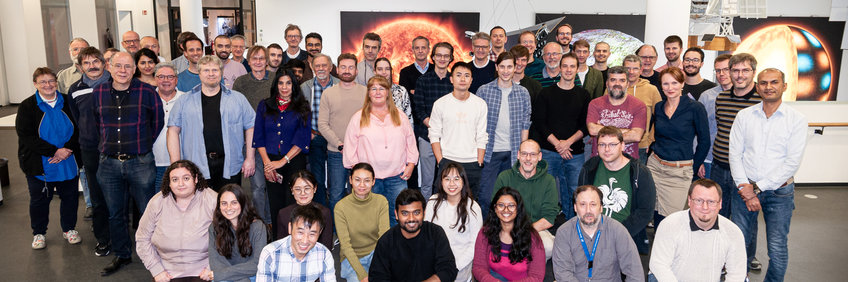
top-left (136, 160), bottom-right (218, 281)
top-left (133, 48), bottom-right (160, 86)
top-left (425, 162), bottom-right (483, 281)
top-left (473, 186), bottom-right (545, 281)
top-left (208, 184), bottom-right (267, 282)
top-left (254, 70), bottom-right (311, 237)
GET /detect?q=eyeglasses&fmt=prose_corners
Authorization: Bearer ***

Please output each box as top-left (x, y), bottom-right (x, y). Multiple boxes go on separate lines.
top-left (37, 79), bottom-right (57, 86)
top-left (731, 68), bottom-right (753, 75)
top-left (543, 52), bottom-right (561, 58)
top-left (518, 151), bottom-right (538, 158)
top-left (293, 186), bottom-right (313, 194)
top-left (286, 35), bottom-right (302, 39)
top-left (715, 68), bottom-right (730, 74)
top-left (433, 54), bottom-right (451, 59)
top-left (496, 203), bottom-right (517, 211)
top-left (640, 55), bottom-right (657, 60)
top-left (691, 198), bottom-right (719, 207)
top-left (156, 75), bottom-right (176, 80)
top-left (123, 39), bottom-right (139, 44)
top-left (473, 45), bottom-right (490, 50)
top-left (597, 142), bottom-right (621, 149)
top-left (683, 58), bottom-right (701, 63)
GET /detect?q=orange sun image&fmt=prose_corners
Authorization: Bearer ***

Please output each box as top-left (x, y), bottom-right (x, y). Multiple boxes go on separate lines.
top-left (343, 17), bottom-right (474, 84)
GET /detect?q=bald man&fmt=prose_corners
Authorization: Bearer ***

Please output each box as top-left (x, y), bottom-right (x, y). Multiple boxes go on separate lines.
top-left (121, 31), bottom-right (141, 55)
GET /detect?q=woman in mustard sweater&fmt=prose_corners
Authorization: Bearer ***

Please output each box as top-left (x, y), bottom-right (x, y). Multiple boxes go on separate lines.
top-left (335, 162), bottom-right (390, 282)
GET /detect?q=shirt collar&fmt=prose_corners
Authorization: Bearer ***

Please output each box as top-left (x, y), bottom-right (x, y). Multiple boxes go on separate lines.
top-left (415, 62), bottom-right (430, 74)
top-left (688, 211), bottom-right (719, 231)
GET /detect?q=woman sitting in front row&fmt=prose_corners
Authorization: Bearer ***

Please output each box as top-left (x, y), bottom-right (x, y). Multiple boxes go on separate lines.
top-left (209, 184), bottom-right (267, 282)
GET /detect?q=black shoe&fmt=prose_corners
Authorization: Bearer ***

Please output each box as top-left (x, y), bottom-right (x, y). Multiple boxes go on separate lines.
top-left (101, 257), bottom-right (131, 276)
top-left (94, 243), bottom-right (111, 257)
top-left (750, 257), bottom-right (762, 271)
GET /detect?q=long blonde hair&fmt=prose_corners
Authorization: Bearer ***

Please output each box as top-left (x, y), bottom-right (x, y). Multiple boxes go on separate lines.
top-left (360, 76), bottom-right (401, 127)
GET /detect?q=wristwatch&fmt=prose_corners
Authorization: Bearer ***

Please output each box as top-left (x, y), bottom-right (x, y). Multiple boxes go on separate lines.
top-left (752, 183), bottom-right (762, 195)
top-left (338, 145), bottom-right (344, 151)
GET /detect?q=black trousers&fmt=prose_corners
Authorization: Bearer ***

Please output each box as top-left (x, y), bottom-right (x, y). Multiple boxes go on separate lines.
top-left (207, 154), bottom-right (242, 192)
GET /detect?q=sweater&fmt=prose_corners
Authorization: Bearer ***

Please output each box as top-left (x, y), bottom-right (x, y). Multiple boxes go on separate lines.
top-left (369, 222), bottom-right (458, 282)
top-left (428, 93), bottom-right (489, 162)
top-left (625, 78), bottom-right (663, 149)
top-left (469, 60), bottom-right (497, 94)
top-left (530, 85), bottom-right (591, 154)
top-left (208, 220), bottom-right (267, 282)
top-left (232, 71), bottom-right (274, 110)
top-left (275, 202), bottom-right (334, 250)
top-left (473, 229), bottom-right (546, 282)
top-left (578, 155), bottom-right (656, 237)
top-left (425, 195), bottom-right (484, 279)
top-left (334, 192), bottom-right (390, 281)
top-left (398, 62), bottom-right (432, 92)
top-left (649, 210), bottom-right (747, 282)
top-left (317, 84), bottom-right (367, 152)
top-left (552, 216), bottom-right (644, 282)
top-left (493, 160), bottom-right (559, 225)
top-left (582, 67), bottom-right (606, 100)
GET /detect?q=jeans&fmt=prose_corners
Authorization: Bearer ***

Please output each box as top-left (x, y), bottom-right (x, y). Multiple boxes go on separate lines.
top-left (81, 150), bottom-right (110, 245)
top-left (97, 152), bottom-right (157, 258)
top-left (309, 135), bottom-right (329, 206)
top-left (710, 163), bottom-right (735, 219)
top-left (80, 168), bottom-right (91, 207)
top-left (480, 151), bottom-right (512, 218)
top-left (251, 152), bottom-right (271, 222)
top-left (340, 250), bottom-right (374, 282)
top-left (154, 166), bottom-right (167, 189)
top-left (638, 148), bottom-right (648, 165)
top-left (417, 137), bottom-right (437, 199)
top-left (372, 173), bottom-right (408, 227)
top-left (541, 149), bottom-right (583, 219)
top-left (27, 176), bottom-right (79, 234)
top-left (327, 151), bottom-right (349, 213)
top-left (732, 183), bottom-right (794, 281)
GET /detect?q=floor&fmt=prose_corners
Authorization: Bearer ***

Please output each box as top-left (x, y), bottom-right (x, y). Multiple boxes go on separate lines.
top-left (0, 103), bottom-right (846, 281)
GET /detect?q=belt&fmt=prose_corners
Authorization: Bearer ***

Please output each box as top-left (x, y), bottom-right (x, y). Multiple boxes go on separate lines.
top-left (652, 153), bottom-right (693, 167)
top-left (207, 152), bottom-right (225, 160)
top-left (312, 130), bottom-right (322, 136)
top-left (106, 153), bottom-right (140, 161)
top-left (749, 177), bottom-right (794, 188)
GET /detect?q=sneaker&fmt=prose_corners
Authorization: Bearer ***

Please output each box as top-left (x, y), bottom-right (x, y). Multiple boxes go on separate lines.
top-left (84, 207), bottom-right (93, 220)
top-left (750, 257), bottom-right (762, 271)
top-left (63, 230), bottom-right (82, 244)
top-left (94, 243), bottom-right (111, 257)
top-left (32, 234), bottom-right (46, 249)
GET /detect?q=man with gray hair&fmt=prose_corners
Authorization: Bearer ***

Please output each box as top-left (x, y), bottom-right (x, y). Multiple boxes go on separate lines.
top-left (300, 52), bottom-right (340, 208)
top-left (167, 55), bottom-right (256, 191)
top-left (621, 54), bottom-right (662, 163)
top-left (399, 36), bottom-right (432, 94)
top-left (468, 32), bottom-right (496, 93)
top-left (151, 62), bottom-right (185, 185)
top-left (121, 31), bottom-right (141, 55)
top-left (230, 34), bottom-right (250, 71)
top-left (530, 42), bottom-right (563, 88)
top-left (57, 37), bottom-right (89, 94)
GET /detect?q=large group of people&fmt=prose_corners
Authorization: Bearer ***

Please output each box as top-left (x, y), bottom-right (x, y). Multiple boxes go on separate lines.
top-left (15, 21), bottom-right (807, 282)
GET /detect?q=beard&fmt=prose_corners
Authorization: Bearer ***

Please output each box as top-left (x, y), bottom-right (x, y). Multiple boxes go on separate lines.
top-left (216, 51), bottom-right (230, 60)
top-left (609, 88), bottom-right (625, 99)
top-left (339, 73), bottom-right (355, 83)
top-left (684, 67), bottom-right (700, 77)
top-left (580, 213), bottom-right (598, 227)
top-left (400, 219), bottom-right (421, 234)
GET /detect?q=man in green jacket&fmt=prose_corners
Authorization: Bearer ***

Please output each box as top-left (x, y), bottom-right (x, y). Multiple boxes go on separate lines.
top-left (493, 139), bottom-right (559, 259)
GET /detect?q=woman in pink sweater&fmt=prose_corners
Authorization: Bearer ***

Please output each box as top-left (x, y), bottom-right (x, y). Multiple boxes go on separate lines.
top-left (473, 186), bottom-right (545, 281)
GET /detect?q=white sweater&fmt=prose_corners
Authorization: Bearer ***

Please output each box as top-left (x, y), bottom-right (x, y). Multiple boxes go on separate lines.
top-left (649, 210), bottom-right (747, 282)
top-left (428, 93), bottom-right (488, 162)
top-left (424, 195), bottom-right (483, 280)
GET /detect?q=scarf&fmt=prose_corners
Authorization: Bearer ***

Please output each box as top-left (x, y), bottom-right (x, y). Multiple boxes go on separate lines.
top-left (82, 71), bottom-right (111, 88)
top-left (35, 92), bottom-right (78, 182)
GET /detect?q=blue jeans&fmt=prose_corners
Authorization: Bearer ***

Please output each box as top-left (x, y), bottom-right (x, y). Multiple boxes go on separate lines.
top-left (480, 151), bottom-right (513, 217)
top-left (250, 152), bottom-right (271, 222)
top-left (417, 137), bottom-right (436, 199)
top-left (80, 168), bottom-right (92, 207)
top-left (340, 250), bottom-right (374, 282)
top-left (309, 135), bottom-right (329, 206)
top-left (372, 173), bottom-right (408, 226)
top-left (154, 166), bottom-right (167, 189)
top-left (327, 150), bottom-right (349, 213)
top-left (541, 149), bottom-right (583, 219)
top-left (732, 183), bottom-right (795, 281)
top-left (97, 152), bottom-right (157, 258)
top-left (710, 163), bottom-right (735, 219)
top-left (639, 148), bottom-right (648, 165)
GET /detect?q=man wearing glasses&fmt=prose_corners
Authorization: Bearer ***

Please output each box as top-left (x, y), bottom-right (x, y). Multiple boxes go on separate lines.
top-left (578, 126), bottom-right (656, 254)
top-left (636, 44), bottom-right (665, 100)
top-left (467, 32), bottom-right (497, 94)
top-left (530, 42), bottom-right (563, 88)
top-left (649, 179), bottom-right (747, 282)
top-left (681, 47), bottom-right (717, 101)
top-left (121, 31), bottom-right (141, 55)
top-left (696, 54), bottom-right (733, 180)
top-left (493, 140), bottom-right (559, 259)
top-left (150, 63), bottom-right (184, 185)
top-left (556, 24), bottom-right (574, 54)
top-left (282, 24), bottom-right (308, 66)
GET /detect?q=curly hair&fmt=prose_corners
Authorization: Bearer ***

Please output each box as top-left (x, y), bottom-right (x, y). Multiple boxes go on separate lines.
top-left (483, 186), bottom-right (537, 264)
top-left (213, 184), bottom-right (265, 259)
top-left (160, 160), bottom-right (209, 197)
top-left (265, 70), bottom-right (311, 124)
top-left (429, 162), bottom-right (476, 233)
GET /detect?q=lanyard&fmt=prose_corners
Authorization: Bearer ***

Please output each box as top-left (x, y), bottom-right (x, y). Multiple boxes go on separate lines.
top-left (576, 217), bottom-right (603, 279)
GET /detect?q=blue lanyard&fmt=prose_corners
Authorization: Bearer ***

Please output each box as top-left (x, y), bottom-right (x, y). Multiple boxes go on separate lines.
top-left (576, 217), bottom-right (603, 279)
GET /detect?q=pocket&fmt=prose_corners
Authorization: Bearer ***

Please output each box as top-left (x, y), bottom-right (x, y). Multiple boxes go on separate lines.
top-left (773, 184), bottom-right (794, 197)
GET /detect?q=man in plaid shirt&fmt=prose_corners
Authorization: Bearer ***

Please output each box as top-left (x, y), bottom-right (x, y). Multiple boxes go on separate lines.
top-left (257, 204), bottom-right (336, 282)
top-left (412, 42), bottom-right (454, 199)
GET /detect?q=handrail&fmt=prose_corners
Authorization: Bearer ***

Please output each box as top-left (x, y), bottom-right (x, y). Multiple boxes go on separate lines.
top-left (809, 122), bottom-right (848, 135)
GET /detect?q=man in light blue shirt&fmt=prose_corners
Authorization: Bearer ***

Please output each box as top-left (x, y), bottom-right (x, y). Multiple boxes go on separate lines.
top-left (167, 55), bottom-right (255, 191)
top-left (257, 204), bottom-right (336, 282)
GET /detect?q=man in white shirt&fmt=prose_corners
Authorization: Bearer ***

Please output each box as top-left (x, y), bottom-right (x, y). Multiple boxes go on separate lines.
top-left (729, 68), bottom-right (807, 281)
top-left (429, 62), bottom-right (488, 201)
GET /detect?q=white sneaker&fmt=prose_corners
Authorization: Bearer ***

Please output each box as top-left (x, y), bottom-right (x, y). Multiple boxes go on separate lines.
top-left (63, 230), bottom-right (81, 244)
top-left (32, 234), bottom-right (46, 249)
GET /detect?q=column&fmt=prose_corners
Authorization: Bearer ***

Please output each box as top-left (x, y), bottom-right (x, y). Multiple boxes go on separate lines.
top-left (644, 0), bottom-right (691, 67)
top-left (180, 0), bottom-right (206, 44)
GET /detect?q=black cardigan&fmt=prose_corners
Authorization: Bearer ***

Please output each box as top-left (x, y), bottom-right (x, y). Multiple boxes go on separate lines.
top-left (16, 93), bottom-right (81, 177)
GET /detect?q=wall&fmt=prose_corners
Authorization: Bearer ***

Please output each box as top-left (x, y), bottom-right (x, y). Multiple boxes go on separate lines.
top-left (786, 101), bottom-right (848, 183)
top-left (115, 0), bottom-right (156, 40)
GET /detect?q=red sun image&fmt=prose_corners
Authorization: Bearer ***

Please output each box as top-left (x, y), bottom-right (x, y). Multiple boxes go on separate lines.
top-left (342, 14), bottom-right (476, 84)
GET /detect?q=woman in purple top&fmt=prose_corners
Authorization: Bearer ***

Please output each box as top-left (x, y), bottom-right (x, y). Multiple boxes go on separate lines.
top-left (254, 70), bottom-right (311, 238)
top-left (473, 187), bottom-right (545, 281)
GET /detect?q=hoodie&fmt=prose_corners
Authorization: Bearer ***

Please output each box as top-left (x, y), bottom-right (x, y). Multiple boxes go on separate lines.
top-left (627, 78), bottom-right (663, 149)
top-left (493, 159), bottom-right (559, 225)
top-left (578, 154), bottom-right (656, 237)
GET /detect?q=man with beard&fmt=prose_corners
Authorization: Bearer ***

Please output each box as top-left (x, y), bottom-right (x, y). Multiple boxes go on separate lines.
top-left (553, 185), bottom-right (644, 282)
top-left (413, 42), bottom-right (455, 199)
top-left (172, 32), bottom-right (198, 74)
top-left (587, 67), bottom-right (646, 162)
top-left (578, 126), bottom-right (656, 254)
top-left (493, 140), bottom-right (558, 259)
top-left (556, 24), bottom-right (574, 53)
top-left (68, 47), bottom-right (112, 257)
top-left (636, 44), bottom-right (665, 100)
top-left (655, 35), bottom-right (683, 72)
top-left (356, 32), bottom-right (382, 85)
top-left (529, 53), bottom-right (589, 220)
top-left (266, 43), bottom-right (284, 73)
top-left (649, 179), bottom-right (746, 281)
top-left (681, 47), bottom-right (716, 101)
top-left (530, 42), bottom-right (563, 88)
top-left (399, 36), bottom-right (432, 94)
top-left (318, 53), bottom-right (367, 210)
top-left (176, 36), bottom-right (205, 92)
top-left (572, 40), bottom-right (605, 99)
top-left (370, 189), bottom-right (457, 282)
top-left (621, 55), bottom-right (662, 164)
top-left (213, 35), bottom-right (247, 89)
top-left (301, 53), bottom-right (340, 208)
top-left (697, 54), bottom-right (733, 180)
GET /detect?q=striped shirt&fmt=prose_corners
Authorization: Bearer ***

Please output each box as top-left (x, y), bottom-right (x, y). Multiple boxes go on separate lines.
top-left (256, 236), bottom-right (336, 282)
top-left (92, 78), bottom-right (164, 155)
top-left (711, 88), bottom-right (761, 166)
